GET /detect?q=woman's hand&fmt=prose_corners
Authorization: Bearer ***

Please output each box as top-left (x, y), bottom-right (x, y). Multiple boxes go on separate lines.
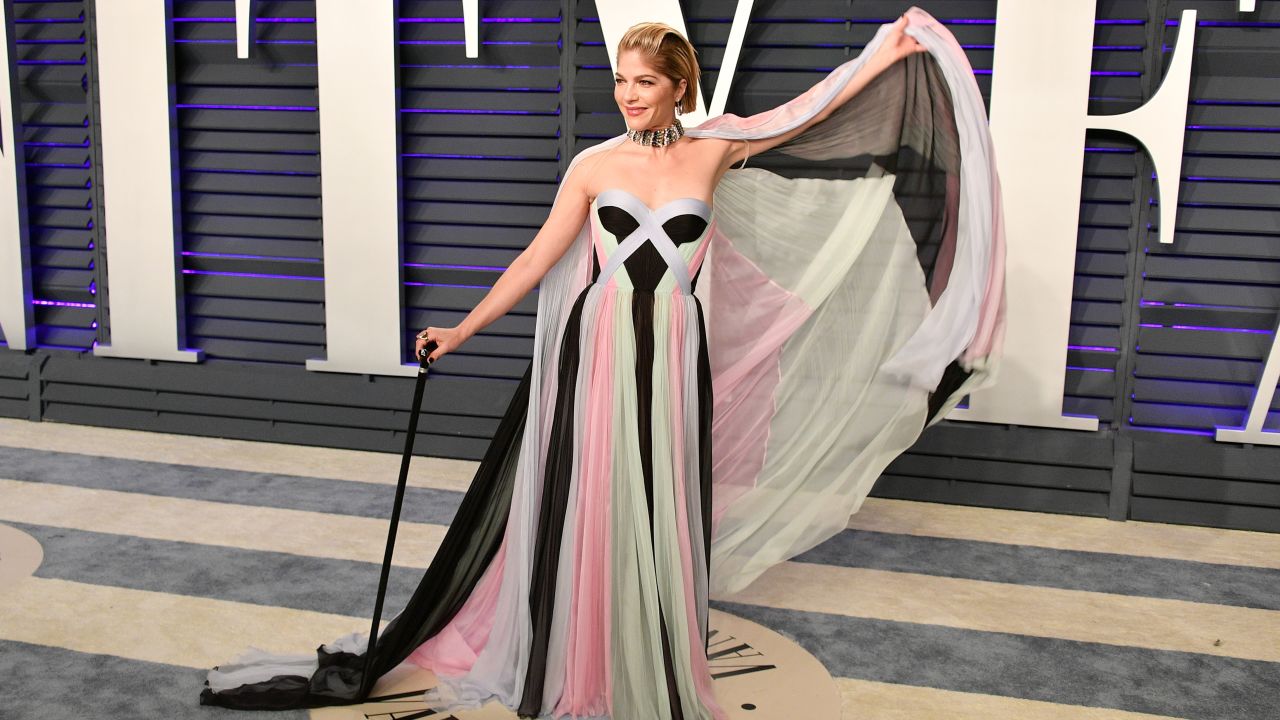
top-left (870, 15), bottom-right (927, 71)
top-left (415, 325), bottom-right (468, 364)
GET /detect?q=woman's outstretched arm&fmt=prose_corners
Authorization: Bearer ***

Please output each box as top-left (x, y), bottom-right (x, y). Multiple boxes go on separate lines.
top-left (415, 153), bottom-right (598, 363)
top-left (719, 15), bottom-right (927, 172)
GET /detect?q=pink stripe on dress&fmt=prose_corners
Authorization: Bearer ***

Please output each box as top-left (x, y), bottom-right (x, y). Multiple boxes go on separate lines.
top-left (704, 230), bottom-right (812, 533)
top-left (406, 532), bottom-right (507, 677)
top-left (667, 292), bottom-right (729, 719)
top-left (554, 285), bottom-right (616, 718)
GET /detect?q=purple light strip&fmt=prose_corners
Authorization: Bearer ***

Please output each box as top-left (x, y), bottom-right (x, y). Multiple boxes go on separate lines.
top-left (1175, 302), bottom-right (1273, 310)
top-left (402, 108), bottom-right (540, 115)
top-left (403, 64), bottom-right (555, 70)
top-left (405, 262), bottom-right (507, 272)
top-left (25, 140), bottom-right (90, 148)
top-left (1127, 424), bottom-right (1216, 437)
top-left (183, 269), bottom-right (321, 282)
top-left (15, 39), bottom-right (85, 45)
top-left (174, 40), bottom-right (316, 46)
top-left (1068, 344), bottom-right (1119, 353)
top-left (401, 41), bottom-right (538, 46)
top-left (185, 168), bottom-right (317, 177)
top-left (1173, 20), bottom-right (1280, 28)
top-left (1184, 176), bottom-right (1280, 184)
top-left (1140, 320), bottom-right (1276, 334)
top-left (13, 16), bottom-right (84, 25)
top-left (403, 153), bottom-right (531, 160)
top-left (1143, 300), bottom-right (1273, 311)
top-left (405, 281), bottom-right (494, 290)
top-left (1187, 125), bottom-right (1279, 133)
top-left (1066, 365), bottom-right (1116, 373)
top-left (25, 160), bottom-right (90, 168)
top-left (175, 103), bottom-right (316, 112)
top-left (1171, 325), bottom-right (1273, 334)
top-left (174, 17), bottom-right (315, 23)
top-left (1190, 100), bottom-right (1280, 107)
top-left (183, 251), bottom-right (321, 263)
top-left (400, 17), bottom-right (555, 23)
top-left (33, 299), bottom-right (96, 309)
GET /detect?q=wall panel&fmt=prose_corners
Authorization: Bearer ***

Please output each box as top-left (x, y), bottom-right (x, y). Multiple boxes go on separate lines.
top-left (1, 0), bottom-right (1277, 533)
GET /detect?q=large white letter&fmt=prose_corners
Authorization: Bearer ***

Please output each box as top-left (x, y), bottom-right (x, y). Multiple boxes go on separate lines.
top-left (0, 1), bottom-right (33, 351)
top-left (1216, 321), bottom-right (1280, 445)
top-left (595, 1), bottom-right (754, 123)
top-left (952, 3), bottom-right (1197, 431)
top-left (93, 1), bottom-right (201, 362)
top-left (305, 0), bottom-right (412, 376)
top-left (235, 0), bottom-right (258, 60)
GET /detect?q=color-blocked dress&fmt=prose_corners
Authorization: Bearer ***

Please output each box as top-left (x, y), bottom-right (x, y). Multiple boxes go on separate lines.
top-left (404, 186), bottom-right (726, 719)
top-left (201, 9), bottom-right (1007, 718)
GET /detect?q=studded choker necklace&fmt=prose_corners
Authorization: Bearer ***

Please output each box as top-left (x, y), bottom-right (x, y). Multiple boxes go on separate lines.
top-left (626, 117), bottom-right (684, 147)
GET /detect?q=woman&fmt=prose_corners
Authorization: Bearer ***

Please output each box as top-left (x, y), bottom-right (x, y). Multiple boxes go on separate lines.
top-left (202, 8), bottom-right (1004, 719)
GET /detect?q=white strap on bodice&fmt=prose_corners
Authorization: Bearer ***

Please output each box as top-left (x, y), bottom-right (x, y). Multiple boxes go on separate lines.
top-left (594, 188), bottom-right (712, 295)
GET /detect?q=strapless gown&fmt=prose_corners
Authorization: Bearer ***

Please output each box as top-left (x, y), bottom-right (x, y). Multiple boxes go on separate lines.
top-left (201, 10), bottom-right (1006, 718)
top-left (403, 186), bottom-right (726, 719)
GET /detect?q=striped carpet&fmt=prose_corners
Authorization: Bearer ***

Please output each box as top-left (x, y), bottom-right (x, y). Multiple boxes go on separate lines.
top-left (0, 418), bottom-right (1277, 720)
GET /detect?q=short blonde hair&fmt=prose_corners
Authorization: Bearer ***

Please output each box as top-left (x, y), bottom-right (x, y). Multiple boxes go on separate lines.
top-left (617, 22), bottom-right (700, 115)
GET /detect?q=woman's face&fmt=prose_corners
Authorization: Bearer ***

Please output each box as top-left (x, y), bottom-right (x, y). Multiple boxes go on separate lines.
top-left (614, 49), bottom-right (686, 130)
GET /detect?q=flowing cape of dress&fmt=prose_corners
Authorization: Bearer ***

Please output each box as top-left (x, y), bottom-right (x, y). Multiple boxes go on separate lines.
top-left (199, 6), bottom-right (1005, 712)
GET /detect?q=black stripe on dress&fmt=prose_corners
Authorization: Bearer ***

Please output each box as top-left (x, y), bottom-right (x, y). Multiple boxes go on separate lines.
top-left (694, 296), bottom-right (714, 651)
top-left (632, 289), bottom-right (685, 720)
top-left (518, 287), bottom-right (591, 718)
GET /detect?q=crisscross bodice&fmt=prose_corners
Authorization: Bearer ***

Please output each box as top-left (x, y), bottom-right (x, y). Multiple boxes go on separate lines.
top-left (591, 188), bottom-right (714, 295)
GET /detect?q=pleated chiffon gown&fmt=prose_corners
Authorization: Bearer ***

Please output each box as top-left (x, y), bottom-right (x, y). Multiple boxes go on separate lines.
top-left (405, 186), bottom-right (726, 719)
top-left (201, 8), bottom-right (1008, 719)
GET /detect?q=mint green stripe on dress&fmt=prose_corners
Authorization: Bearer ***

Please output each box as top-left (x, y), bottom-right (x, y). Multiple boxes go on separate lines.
top-left (609, 288), bottom-right (672, 720)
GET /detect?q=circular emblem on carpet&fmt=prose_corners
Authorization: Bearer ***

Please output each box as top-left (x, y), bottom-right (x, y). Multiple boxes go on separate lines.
top-left (311, 608), bottom-right (841, 719)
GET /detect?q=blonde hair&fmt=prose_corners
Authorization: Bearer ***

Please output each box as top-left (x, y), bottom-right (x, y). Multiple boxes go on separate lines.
top-left (617, 22), bottom-right (700, 115)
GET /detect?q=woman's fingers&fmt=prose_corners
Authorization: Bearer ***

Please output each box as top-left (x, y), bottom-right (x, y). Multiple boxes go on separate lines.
top-left (427, 340), bottom-right (446, 364)
top-left (415, 326), bottom-right (463, 364)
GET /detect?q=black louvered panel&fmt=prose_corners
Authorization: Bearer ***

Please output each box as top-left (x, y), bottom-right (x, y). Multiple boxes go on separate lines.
top-left (173, 1), bottom-right (324, 364)
top-left (399, 0), bottom-right (563, 378)
top-left (1131, 436), bottom-right (1280, 533)
top-left (36, 353), bottom-right (510, 458)
top-left (6, 2), bottom-right (97, 350)
top-left (1129, 2), bottom-right (1280, 436)
top-left (0, 351), bottom-right (29, 417)
top-left (877, 423), bottom-right (1115, 516)
top-left (1067, 142), bottom-right (1138, 423)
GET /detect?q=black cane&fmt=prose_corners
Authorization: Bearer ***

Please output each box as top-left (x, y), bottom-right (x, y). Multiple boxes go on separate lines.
top-left (360, 340), bottom-right (437, 697)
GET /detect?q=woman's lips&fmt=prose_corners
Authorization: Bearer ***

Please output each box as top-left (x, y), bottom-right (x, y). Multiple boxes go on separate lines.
top-left (625, 106), bottom-right (647, 116)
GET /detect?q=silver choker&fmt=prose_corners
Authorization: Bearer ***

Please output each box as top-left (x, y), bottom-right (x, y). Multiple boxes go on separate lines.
top-left (627, 117), bottom-right (684, 147)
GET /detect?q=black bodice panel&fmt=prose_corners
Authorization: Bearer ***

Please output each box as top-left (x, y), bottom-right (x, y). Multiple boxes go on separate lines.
top-left (595, 206), bottom-right (709, 292)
